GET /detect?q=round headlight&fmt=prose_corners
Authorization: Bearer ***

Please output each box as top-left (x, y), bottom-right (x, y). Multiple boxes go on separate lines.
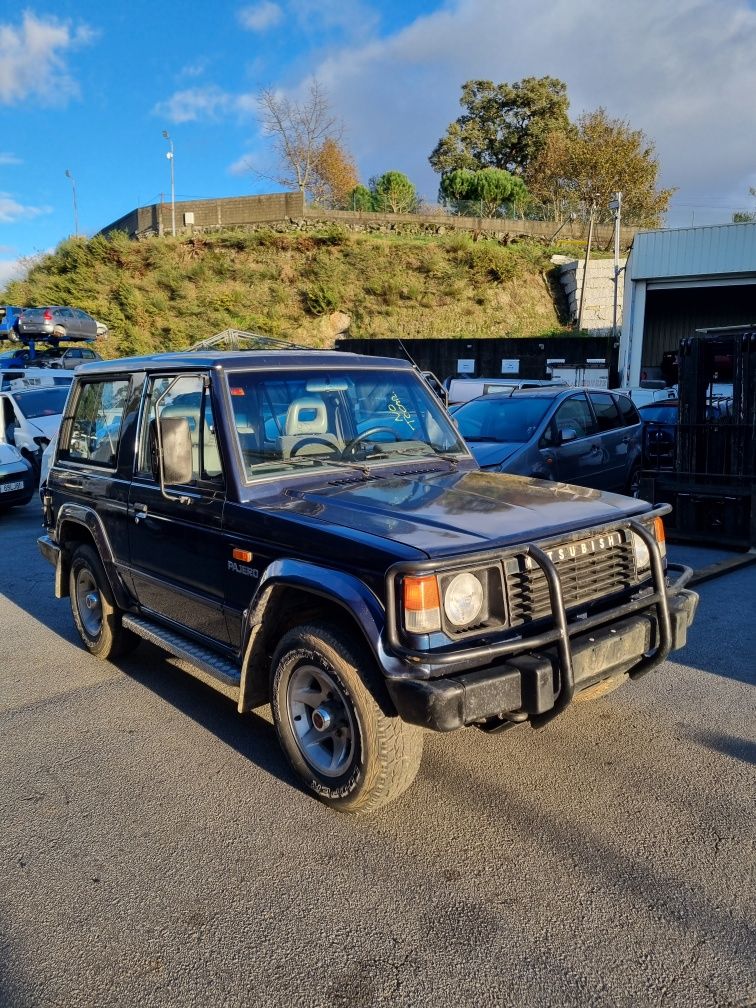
top-left (443, 572), bottom-right (484, 627)
top-left (632, 531), bottom-right (650, 571)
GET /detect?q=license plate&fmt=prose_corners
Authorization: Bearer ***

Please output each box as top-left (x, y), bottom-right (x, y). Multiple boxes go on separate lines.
top-left (526, 530), bottom-right (624, 568)
top-left (0, 480), bottom-right (24, 493)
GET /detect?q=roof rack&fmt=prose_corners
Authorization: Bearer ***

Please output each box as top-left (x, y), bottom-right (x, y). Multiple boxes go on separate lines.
top-left (186, 329), bottom-right (310, 352)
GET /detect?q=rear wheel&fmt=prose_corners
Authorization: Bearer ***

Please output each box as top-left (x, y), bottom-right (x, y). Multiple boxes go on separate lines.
top-left (69, 544), bottom-right (137, 660)
top-left (270, 624), bottom-right (423, 813)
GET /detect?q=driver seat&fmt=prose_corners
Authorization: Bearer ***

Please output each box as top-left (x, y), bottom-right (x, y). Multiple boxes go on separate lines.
top-left (278, 396), bottom-right (341, 459)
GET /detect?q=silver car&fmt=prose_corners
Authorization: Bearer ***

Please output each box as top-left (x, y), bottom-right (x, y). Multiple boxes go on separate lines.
top-left (16, 306), bottom-right (107, 341)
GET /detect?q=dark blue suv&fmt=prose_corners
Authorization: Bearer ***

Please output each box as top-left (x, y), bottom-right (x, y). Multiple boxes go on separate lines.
top-left (37, 350), bottom-right (698, 812)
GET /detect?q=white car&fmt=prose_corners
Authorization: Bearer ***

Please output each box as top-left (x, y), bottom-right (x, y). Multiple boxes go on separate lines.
top-left (0, 440), bottom-right (35, 509)
top-left (0, 384), bottom-right (70, 473)
top-left (616, 386), bottom-right (677, 408)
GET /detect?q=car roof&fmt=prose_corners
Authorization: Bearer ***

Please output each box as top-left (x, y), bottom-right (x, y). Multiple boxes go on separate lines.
top-left (75, 350), bottom-right (415, 375)
top-left (481, 386), bottom-right (603, 401)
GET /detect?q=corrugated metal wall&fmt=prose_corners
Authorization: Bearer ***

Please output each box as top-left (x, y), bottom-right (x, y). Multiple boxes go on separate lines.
top-left (631, 223), bottom-right (756, 280)
top-left (642, 285), bottom-right (756, 369)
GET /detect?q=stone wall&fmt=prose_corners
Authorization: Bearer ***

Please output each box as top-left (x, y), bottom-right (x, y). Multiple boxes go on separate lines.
top-left (555, 256), bottom-right (627, 335)
top-left (99, 193), bottom-right (636, 248)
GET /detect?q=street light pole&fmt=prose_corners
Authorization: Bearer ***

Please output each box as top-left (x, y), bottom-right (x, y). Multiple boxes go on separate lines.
top-left (609, 191), bottom-right (623, 342)
top-left (64, 169), bottom-right (79, 237)
top-left (162, 130), bottom-right (176, 236)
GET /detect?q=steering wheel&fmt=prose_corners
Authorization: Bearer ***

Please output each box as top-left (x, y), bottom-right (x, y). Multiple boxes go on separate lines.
top-left (342, 426), bottom-right (401, 457)
top-left (288, 436), bottom-right (340, 458)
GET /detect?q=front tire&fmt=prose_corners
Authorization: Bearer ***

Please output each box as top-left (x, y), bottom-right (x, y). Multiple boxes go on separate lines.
top-left (270, 624), bottom-right (423, 813)
top-left (69, 544), bottom-right (137, 660)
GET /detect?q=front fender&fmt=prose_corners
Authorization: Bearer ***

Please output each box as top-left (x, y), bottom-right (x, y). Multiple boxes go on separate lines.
top-left (237, 559), bottom-right (409, 713)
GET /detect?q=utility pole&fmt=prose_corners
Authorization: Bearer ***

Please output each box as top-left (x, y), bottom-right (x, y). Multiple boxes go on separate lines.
top-left (64, 169), bottom-right (79, 237)
top-left (609, 191), bottom-right (623, 342)
top-left (162, 130), bottom-right (176, 236)
top-left (576, 203), bottom-right (595, 333)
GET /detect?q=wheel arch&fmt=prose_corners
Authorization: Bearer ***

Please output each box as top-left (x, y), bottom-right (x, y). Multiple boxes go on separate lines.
top-left (238, 560), bottom-right (393, 714)
top-left (56, 506), bottom-right (131, 607)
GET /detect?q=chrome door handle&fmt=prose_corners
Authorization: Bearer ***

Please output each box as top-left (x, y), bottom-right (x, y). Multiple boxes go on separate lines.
top-left (133, 502), bottom-right (148, 524)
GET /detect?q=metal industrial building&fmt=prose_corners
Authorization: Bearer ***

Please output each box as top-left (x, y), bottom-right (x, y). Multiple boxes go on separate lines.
top-left (620, 222), bottom-right (756, 385)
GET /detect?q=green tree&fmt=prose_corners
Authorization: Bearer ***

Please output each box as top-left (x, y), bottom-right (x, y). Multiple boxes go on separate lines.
top-left (527, 108), bottom-right (674, 227)
top-left (429, 77), bottom-right (570, 178)
top-left (349, 184), bottom-right (373, 211)
top-left (440, 167), bottom-right (528, 216)
top-left (370, 171), bottom-right (419, 213)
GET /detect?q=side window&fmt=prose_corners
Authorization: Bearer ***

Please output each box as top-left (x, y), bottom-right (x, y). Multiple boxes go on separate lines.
top-left (551, 395), bottom-right (597, 441)
top-left (588, 391), bottom-right (622, 432)
top-left (616, 394), bottom-right (641, 426)
top-left (137, 374), bottom-right (222, 484)
top-left (61, 378), bottom-right (130, 467)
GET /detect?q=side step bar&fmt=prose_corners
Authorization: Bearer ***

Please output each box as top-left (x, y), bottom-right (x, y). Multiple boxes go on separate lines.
top-left (123, 614), bottom-right (241, 702)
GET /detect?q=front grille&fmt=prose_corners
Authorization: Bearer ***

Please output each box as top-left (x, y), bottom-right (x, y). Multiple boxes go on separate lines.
top-left (504, 534), bottom-right (638, 626)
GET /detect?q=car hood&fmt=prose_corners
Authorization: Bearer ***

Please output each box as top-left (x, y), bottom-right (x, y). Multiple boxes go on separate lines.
top-left (25, 414), bottom-right (61, 439)
top-left (467, 441), bottom-right (523, 469)
top-left (268, 467), bottom-right (648, 558)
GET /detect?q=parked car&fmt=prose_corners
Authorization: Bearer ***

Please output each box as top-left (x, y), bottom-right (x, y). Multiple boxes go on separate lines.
top-left (0, 441), bottom-right (35, 509)
top-left (16, 306), bottom-right (107, 341)
top-left (454, 387), bottom-right (643, 495)
top-left (0, 305), bottom-right (24, 341)
top-left (448, 377), bottom-right (568, 406)
top-left (0, 385), bottom-right (69, 473)
top-left (37, 349), bottom-right (697, 813)
top-left (616, 386), bottom-right (677, 408)
top-left (47, 345), bottom-right (102, 369)
top-left (638, 399), bottom-right (730, 471)
top-left (1, 370), bottom-right (74, 392)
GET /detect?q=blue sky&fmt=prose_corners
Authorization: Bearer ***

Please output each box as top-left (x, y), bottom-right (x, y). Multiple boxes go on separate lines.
top-left (2, 0), bottom-right (756, 286)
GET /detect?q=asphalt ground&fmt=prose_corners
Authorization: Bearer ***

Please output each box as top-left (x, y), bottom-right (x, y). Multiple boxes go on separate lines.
top-left (0, 502), bottom-right (754, 1008)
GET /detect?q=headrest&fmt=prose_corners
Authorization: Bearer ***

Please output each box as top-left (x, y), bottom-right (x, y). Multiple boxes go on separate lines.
top-left (285, 397), bottom-right (328, 435)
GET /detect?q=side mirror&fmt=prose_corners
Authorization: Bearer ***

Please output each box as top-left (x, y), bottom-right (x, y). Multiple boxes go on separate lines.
top-left (160, 416), bottom-right (194, 485)
top-left (559, 427), bottom-right (578, 445)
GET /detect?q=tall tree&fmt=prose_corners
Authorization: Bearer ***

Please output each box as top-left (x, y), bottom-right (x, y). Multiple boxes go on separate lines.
top-left (310, 138), bottom-right (359, 208)
top-left (526, 108), bottom-right (674, 227)
top-left (732, 187), bottom-right (756, 223)
top-left (257, 79), bottom-right (340, 197)
top-left (429, 77), bottom-right (570, 178)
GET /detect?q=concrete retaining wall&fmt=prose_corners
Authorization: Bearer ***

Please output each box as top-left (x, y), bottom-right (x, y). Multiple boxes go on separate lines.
top-left (556, 257), bottom-right (626, 335)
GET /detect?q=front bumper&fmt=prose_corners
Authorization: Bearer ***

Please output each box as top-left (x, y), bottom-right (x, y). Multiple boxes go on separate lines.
top-left (386, 586), bottom-right (698, 731)
top-left (0, 462), bottom-right (35, 506)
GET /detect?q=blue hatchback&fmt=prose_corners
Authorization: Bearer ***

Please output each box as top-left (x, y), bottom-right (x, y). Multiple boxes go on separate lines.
top-left (454, 387), bottom-right (643, 495)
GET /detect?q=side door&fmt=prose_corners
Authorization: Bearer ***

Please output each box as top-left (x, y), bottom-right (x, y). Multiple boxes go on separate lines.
top-left (586, 390), bottom-right (627, 491)
top-left (52, 374), bottom-right (135, 574)
top-left (127, 373), bottom-right (231, 646)
top-left (541, 393), bottom-right (604, 487)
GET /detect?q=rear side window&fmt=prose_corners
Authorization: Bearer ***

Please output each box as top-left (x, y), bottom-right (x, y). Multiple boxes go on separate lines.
top-left (61, 379), bottom-right (130, 467)
top-left (588, 392), bottom-right (622, 432)
top-left (617, 394), bottom-right (641, 426)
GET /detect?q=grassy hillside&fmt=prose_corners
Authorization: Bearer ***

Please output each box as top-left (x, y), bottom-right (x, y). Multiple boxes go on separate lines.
top-left (1, 226), bottom-right (580, 358)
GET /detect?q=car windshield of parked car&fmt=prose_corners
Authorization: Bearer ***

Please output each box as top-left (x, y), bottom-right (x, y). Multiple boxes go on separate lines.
top-left (13, 387), bottom-right (69, 418)
top-left (454, 396), bottom-right (552, 443)
top-left (225, 367), bottom-right (466, 480)
top-left (639, 404), bottom-right (678, 424)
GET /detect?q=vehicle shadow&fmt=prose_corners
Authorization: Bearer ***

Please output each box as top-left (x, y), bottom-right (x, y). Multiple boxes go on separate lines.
top-left (684, 728), bottom-right (756, 766)
top-left (114, 641), bottom-right (304, 795)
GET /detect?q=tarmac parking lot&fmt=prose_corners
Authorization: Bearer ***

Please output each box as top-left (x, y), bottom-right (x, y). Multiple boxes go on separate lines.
top-left (0, 501), bottom-right (754, 1008)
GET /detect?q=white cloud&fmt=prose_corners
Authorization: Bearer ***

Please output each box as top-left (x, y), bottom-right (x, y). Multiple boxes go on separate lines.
top-left (0, 152), bottom-right (22, 165)
top-left (0, 194), bottom-right (52, 223)
top-left (238, 2), bottom-right (283, 31)
top-left (154, 85), bottom-right (235, 123)
top-left (0, 256), bottom-right (27, 288)
top-left (289, 0), bottom-right (756, 225)
top-left (0, 12), bottom-right (95, 106)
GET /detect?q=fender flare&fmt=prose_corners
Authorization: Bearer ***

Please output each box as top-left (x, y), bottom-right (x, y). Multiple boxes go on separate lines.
top-left (56, 504), bottom-right (132, 608)
top-left (238, 559), bottom-right (406, 713)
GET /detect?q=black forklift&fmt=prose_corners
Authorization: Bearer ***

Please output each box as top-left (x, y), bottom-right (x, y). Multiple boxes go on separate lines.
top-left (639, 325), bottom-right (756, 548)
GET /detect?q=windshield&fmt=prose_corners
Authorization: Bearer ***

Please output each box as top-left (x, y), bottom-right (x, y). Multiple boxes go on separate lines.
top-left (639, 404), bottom-right (678, 424)
top-left (454, 395), bottom-right (551, 443)
top-left (13, 387), bottom-right (69, 418)
top-left (225, 367), bottom-right (466, 480)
